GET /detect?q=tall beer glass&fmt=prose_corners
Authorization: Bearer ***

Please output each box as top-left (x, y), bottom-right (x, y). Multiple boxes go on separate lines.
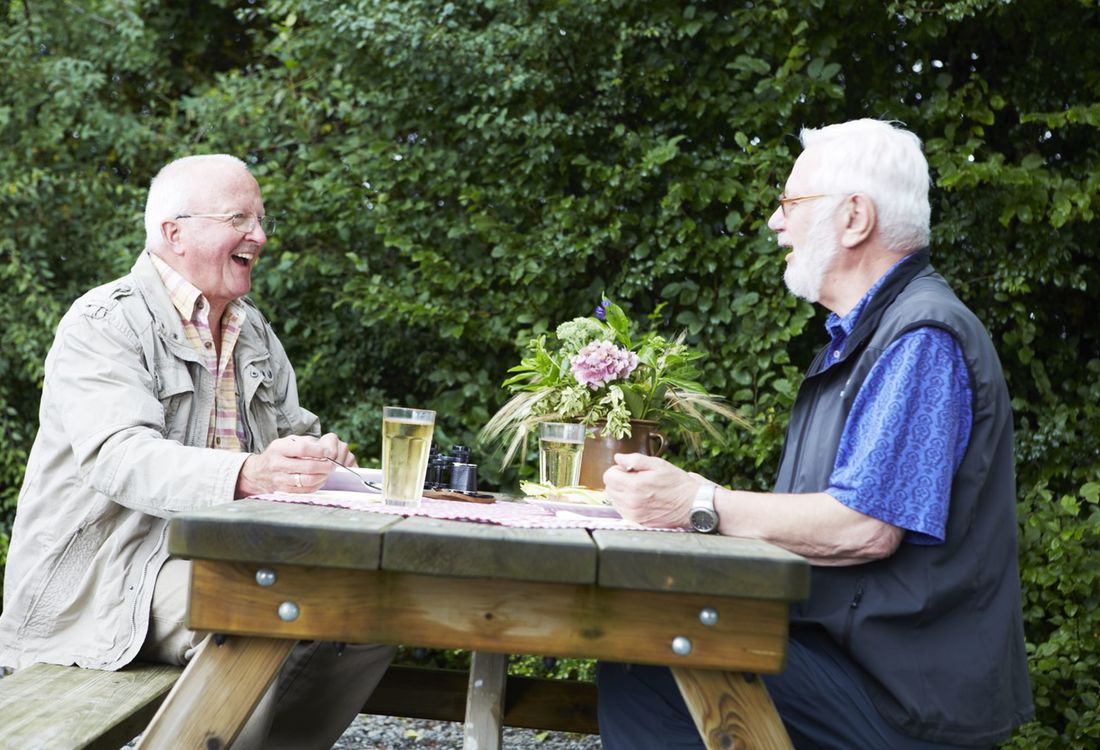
top-left (382, 406), bottom-right (435, 507)
top-left (538, 422), bottom-right (587, 488)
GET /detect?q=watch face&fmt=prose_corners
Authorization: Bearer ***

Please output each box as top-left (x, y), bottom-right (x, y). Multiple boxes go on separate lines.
top-left (690, 507), bottom-right (719, 533)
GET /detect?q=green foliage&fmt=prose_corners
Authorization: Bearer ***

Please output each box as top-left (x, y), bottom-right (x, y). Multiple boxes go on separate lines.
top-left (1, 1), bottom-right (1098, 745)
top-left (1017, 480), bottom-right (1100, 747)
top-left (395, 646), bottom-right (593, 683)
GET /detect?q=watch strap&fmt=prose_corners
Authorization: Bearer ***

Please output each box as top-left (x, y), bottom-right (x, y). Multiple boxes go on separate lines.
top-left (690, 483), bottom-right (719, 533)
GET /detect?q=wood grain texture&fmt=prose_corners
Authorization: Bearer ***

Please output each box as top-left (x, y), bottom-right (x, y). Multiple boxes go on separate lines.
top-left (187, 561), bottom-right (791, 672)
top-left (671, 668), bottom-right (793, 750)
top-left (381, 516), bottom-right (597, 583)
top-left (136, 635), bottom-right (294, 750)
top-left (593, 530), bottom-right (811, 600)
top-left (168, 498), bottom-right (398, 569)
top-left (464, 652), bottom-right (507, 750)
top-left (0, 661), bottom-right (180, 749)
top-left (361, 665), bottom-right (599, 734)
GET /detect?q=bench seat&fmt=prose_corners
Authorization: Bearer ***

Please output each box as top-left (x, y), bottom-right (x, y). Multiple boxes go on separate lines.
top-left (0, 660), bottom-right (596, 748)
top-left (0, 662), bottom-right (182, 749)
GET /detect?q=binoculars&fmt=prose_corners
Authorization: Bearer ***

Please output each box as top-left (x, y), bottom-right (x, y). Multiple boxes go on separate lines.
top-left (424, 443), bottom-right (479, 493)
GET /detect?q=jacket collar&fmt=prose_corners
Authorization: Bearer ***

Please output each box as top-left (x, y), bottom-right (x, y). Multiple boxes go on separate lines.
top-left (130, 251), bottom-right (205, 363)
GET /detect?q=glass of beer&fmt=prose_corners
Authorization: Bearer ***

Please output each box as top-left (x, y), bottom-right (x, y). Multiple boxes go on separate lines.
top-left (382, 406), bottom-right (436, 507)
top-left (538, 422), bottom-right (587, 488)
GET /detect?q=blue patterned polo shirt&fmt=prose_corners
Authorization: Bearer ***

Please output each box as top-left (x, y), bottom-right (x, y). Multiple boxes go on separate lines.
top-left (823, 260), bottom-right (973, 544)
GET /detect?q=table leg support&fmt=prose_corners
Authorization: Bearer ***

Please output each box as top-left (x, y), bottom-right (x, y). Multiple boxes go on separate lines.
top-left (136, 635), bottom-right (295, 750)
top-left (463, 651), bottom-right (507, 750)
top-left (671, 667), bottom-right (793, 750)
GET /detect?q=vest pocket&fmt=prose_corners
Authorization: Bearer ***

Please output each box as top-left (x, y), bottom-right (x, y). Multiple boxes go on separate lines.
top-left (842, 579), bottom-right (866, 650)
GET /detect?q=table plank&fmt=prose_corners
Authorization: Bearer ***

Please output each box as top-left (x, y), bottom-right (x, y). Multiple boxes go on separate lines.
top-left (187, 561), bottom-right (791, 672)
top-left (168, 498), bottom-right (399, 569)
top-left (594, 530), bottom-right (811, 600)
top-left (381, 516), bottom-right (597, 584)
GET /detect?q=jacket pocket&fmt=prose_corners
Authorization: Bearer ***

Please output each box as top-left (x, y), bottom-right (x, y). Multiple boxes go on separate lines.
top-left (20, 520), bottom-right (103, 638)
top-left (240, 357), bottom-right (278, 450)
top-left (156, 365), bottom-right (196, 443)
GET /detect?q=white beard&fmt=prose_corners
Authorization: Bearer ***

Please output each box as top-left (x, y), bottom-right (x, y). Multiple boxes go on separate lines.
top-left (783, 208), bottom-right (841, 303)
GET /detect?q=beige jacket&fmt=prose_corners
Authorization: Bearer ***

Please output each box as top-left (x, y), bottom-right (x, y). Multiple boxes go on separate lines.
top-left (0, 252), bottom-right (319, 670)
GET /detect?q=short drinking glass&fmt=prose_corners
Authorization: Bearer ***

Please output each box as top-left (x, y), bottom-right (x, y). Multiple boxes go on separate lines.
top-left (382, 406), bottom-right (436, 507)
top-left (538, 422), bottom-right (587, 488)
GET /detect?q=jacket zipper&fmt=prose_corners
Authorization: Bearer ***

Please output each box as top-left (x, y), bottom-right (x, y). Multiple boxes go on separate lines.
top-left (127, 521), bottom-right (170, 656)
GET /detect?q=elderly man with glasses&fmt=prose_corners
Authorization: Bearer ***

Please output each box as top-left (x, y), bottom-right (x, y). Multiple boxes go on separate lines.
top-left (596, 120), bottom-right (1034, 749)
top-left (0, 154), bottom-right (393, 749)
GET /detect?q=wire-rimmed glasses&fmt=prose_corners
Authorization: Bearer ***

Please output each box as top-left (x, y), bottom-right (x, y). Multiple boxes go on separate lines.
top-left (175, 212), bottom-right (276, 235)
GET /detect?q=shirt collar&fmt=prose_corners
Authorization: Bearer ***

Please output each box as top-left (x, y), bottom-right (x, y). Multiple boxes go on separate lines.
top-left (147, 251), bottom-right (245, 325)
top-left (825, 256), bottom-right (909, 341)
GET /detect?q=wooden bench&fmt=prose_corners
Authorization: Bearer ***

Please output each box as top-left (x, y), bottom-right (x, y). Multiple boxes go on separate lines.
top-left (0, 661), bottom-right (181, 749)
top-left (0, 660), bottom-right (596, 748)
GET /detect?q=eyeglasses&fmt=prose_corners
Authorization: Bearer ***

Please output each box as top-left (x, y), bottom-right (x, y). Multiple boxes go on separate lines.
top-left (174, 212), bottom-right (276, 235)
top-left (777, 193), bottom-right (831, 217)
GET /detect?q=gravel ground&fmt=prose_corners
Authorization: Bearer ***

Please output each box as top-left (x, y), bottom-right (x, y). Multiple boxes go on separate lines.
top-left (333, 715), bottom-right (602, 750)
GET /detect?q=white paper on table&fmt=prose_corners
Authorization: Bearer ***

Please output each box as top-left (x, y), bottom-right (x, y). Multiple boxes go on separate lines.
top-left (320, 466), bottom-right (383, 494)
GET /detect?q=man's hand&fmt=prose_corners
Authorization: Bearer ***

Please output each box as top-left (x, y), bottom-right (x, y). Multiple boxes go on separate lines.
top-left (234, 432), bottom-right (357, 498)
top-left (602, 453), bottom-right (704, 528)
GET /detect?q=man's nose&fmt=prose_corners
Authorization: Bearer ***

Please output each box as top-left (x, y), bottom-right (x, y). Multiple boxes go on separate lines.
top-left (246, 223), bottom-right (267, 245)
top-left (766, 206), bottom-right (784, 232)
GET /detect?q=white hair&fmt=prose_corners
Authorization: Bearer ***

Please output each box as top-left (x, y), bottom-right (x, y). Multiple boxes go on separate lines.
top-left (799, 119), bottom-right (931, 253)
top-left (143, 154), bottom-right (250, 249)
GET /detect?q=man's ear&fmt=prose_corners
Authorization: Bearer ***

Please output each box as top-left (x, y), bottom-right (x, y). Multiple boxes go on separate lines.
top-left (840, 194), bottom-right (876, 248)
top-left (160, 219), bottom-right (185, 256)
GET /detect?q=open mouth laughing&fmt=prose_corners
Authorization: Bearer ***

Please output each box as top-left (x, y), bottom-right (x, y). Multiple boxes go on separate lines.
top-left (231, 248), bottom-right (258, 268)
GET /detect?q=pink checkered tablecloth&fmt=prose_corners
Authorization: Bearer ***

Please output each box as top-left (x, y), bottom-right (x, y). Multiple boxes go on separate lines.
top-left (257, 490), bottom-right (681, 532)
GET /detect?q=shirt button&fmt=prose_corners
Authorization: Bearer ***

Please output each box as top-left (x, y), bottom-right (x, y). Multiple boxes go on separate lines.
top-left (204, 341), bottom-right (213, 349)
top-left (196, 299), bottom-right (204, 309)
top-left (832, 350), bottom-right (841, 359)
top-left (215, 437), bottom-right (221, 445)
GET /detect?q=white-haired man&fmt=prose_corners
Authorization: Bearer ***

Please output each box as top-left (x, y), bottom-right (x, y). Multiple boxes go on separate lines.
top-left (596, 121), bottom-right (1034, 749)
top-left (0, 155), bottom-right (393, 749)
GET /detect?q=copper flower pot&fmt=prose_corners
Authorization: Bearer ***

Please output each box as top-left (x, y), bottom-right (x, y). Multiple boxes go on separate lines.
top-left (578, 419), bottom-right (667, 490)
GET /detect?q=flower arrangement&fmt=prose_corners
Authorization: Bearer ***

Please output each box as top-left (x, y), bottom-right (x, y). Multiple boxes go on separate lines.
top-left (480, 299), bottom-right (743, 466)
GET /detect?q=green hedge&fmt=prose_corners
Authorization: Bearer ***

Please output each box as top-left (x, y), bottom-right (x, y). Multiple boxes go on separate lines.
top-left (1, 1), bottom-right (1097, 746)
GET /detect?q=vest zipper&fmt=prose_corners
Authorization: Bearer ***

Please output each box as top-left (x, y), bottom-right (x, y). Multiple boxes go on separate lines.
top-left (843, 580), bottom-right (865, 650)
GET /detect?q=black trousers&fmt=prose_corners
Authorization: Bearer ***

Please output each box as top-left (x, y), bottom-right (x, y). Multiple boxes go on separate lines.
top-left (596, 628), bottom-right (987, 750)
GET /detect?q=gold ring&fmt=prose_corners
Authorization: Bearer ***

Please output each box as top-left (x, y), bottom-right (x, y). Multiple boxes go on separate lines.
top-left (294, 473), bottom-right (302, 488)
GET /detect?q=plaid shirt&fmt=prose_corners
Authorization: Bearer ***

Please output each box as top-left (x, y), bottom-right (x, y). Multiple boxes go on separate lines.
top-left (149, 252), bottom-right (247, 451)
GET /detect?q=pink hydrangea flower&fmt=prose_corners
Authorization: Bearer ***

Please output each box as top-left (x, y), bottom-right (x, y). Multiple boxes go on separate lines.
top-left (570, 340), bottom-right (639, 389)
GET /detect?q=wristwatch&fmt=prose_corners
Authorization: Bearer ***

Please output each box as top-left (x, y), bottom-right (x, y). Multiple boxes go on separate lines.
top-left (689, 483), bottom-right (719, 534)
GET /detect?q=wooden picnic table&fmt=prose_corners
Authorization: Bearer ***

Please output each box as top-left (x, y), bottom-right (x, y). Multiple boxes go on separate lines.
top-left (137, 496), bottom-right (810, 749)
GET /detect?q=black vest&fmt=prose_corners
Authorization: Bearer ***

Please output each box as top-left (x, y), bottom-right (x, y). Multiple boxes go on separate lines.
top-left (776, 250), bottom-right (1034, 745)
